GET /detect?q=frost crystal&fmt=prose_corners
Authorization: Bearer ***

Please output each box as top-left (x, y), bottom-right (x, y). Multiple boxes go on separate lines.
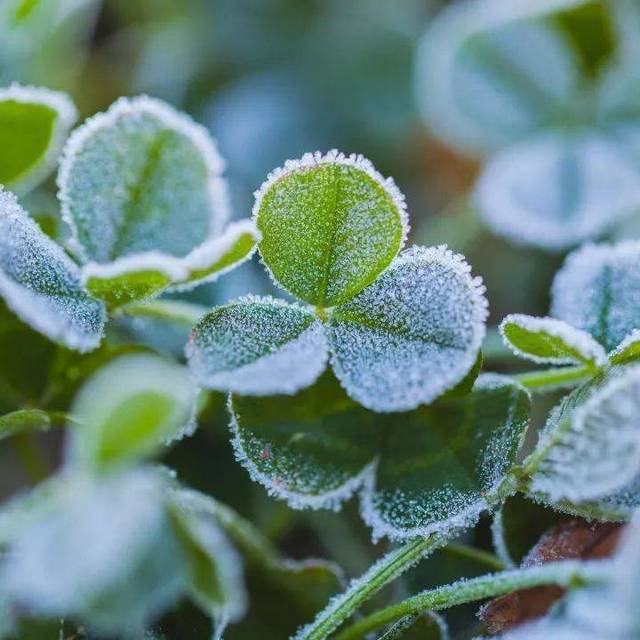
top-left (530, 366), bottom-right (640, 504)
top-left (475, 132), bottom-right (640, 250)
top-left (551, 241), bottom-right (640, 351)
top-left (0, 83), bottom-right (77, 195)
top-left (329, 245), bottom-right (487, 412)
top-left (0, 189), bottom-right (105, 352)
top-left (254, 149), bottom-right (409, 307)
top-left (415, 0), bottom-right (581, 155)
top-left (500, 314), bottom-right (608, 367)
top-left (187, 296), bottom-right (328, 396)
top-left (57, 95), bottom-right (229, 263)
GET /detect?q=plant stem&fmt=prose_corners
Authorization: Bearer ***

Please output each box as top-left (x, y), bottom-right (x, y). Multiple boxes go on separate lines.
top-left (443, 542), bottom-right (505, 571)
top-left (335, 560), bottom-right (608, 640)
top-left (514, 365), bottom-right (593, 391)
top-left (119, 299), bottom-right (208, 324)
top-left (293, 535), bottom-right (446, 640)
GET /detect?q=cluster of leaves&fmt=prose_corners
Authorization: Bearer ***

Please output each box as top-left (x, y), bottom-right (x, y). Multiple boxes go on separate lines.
top-left (416, 0), bottom-right (640, 250)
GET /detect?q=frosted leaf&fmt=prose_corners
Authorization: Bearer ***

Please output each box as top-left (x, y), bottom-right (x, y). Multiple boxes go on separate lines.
top-left (328, 246), bottom-right (488, 413)
top-left (229, 370), bottom-right (382, 511)
top-left (610, 329), bottom-right (640, 365)
top-left (0, 189), bottom-right (105, 352)
top-left (0, 83), bottom-right (77, 195)
top-left (67, 352), bottom-right (197, 471)
top-left (528, 365), bottom-right (640, 504)
top-left (500, 314), bottom-right (608, 367)
top-left (361, 374), bottom-right (530, 541)
top-left (57, 95), bottom-right (229, 263)
top-left (254, 149), bottom-right (408, 307)
top-left (1, 469), bottom-right (187, 636)
top-left (551, 241), bottom-right (640, 351)
top-left (187, 296), bottom-right (328, 396)
top-left (170, 219), bottom-right (260, 291)
top-left (475, 131), bottom-right (640, 250)
top-left (378, 612), bottom-right (449, 639)
top-left (168, 490), bottom-right (246, 629)
top-left (415, 0), bottom-right (582, 155)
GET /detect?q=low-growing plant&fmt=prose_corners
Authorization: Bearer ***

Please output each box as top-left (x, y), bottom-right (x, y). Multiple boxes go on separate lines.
top-left (1, 4), bottom-right (640, 637)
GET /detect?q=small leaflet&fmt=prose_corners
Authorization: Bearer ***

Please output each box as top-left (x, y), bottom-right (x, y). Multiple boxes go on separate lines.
top-left (551, 241), bottom-right (640, 351)
top-left (329, 246), bottom-right (487, 412)
top-left (187, 296), bottom-right (328, 396)
top-left (0, 83), bottom-right (77, 194)
top-left (500, 314), bottom-right (608, 367)
top-left (254, 149), bottom-right (409, 307)
top-left (0, 189), bottom-right (105, 352)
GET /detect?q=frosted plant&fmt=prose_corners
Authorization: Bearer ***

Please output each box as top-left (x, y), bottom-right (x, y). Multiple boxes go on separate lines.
top-left (415, 0), bottom-right (640, 249)
top-left (187, 150), bottom-right (488, 412)
top-left (0, 85), bottom-right (259, 352)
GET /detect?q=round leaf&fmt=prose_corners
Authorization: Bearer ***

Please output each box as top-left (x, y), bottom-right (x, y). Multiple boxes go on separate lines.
top-left (551, 241), bottom-right (640, 351)
top-left (415, 0), bottom-right (582, 155)
top-left (0, 83), bottom-right (76, 195)
top-left (328, 246), bottom-right (488, 412)
top-left (475, 131), bottom-right (640, 250)
top-left (500, 314), bottom-right (608, 367)
top-left (187, 296), bottom-right (328, 396)
top-left (254, 150), bottom-right (408, 307)
top-left (361, 374), bottom-right (530, 540)
top-left (58, 95), bottom-right (229, 263)
top-left (68, 352), bottom-right (197, 471)
top-left (0, 189), bottom-right (105, 352)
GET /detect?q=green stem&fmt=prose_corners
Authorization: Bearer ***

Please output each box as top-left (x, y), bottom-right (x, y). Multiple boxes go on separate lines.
top-left (119, 299), bottom-right (207, 324)
top-left (335, 560), bottom-right (608, 640)
top-left (443, 543), bottom-right (505, 571)
top-left (294, 535), bottom-right (446, 640)
top-left (514, 365), bottom-right (593, 391)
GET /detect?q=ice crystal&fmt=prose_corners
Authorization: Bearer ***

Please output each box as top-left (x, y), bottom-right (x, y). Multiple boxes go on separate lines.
top-left (500, 314), bottom-right (608, 367)
top-left (475, 132), bottom-right (640, 250)
top-left (187, 296), bottom-right (328, 396)
top-left (551, 241), bottom-right (640, 351)
top-left (57, 95), bottom-right (229, 263)
top-left (253, 149), bottom-right (409, 307)
top-left (329, 245), bottom-right (487, 412)
top-left (530, 366), bottom-right (640, 504)
top-left (0, 189), bottom-right (105, 352)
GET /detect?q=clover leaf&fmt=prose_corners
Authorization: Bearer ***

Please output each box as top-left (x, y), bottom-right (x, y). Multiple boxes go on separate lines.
top-left (58, 95), bottom-right (260, 307)
top-left (416, 0), bottom-right (640, 249)
top-left (0, 83), bottom-right (76, 194)
top-left (229, 371), bottom-right (529, 539)
top-left (188, 152), bottom-right (488, 412)
top-left (0, 188), bottom-right (105, 352)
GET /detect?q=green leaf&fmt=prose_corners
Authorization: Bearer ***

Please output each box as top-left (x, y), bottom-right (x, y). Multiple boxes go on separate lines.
top-left (500, 313), bottom-right (607, 367)
top-left (415, 0), bottom-right (581, 155)
top-left (230, 371), bottom-right (529, 539)
top-left (609, 329), bottom-right (640, 365)
top-left (68, 352), bottom-right (196, 471)
top-left (0, 189), bottom-right (105, 352)
top-left (551, 241), bottom-right (640, 352)
top-left (168, 490), bottom-right (246, 629)
top-left (0, 83), bottom-right (76, 194)
top-left (0, 408), bottom-right (65, 441)
top-left (0, 469), bottom-right (188, 637)
top-left (377, 613), bottom-right (447, 640)
top-left (328, 246), bottom-right (488, 412)
top-left (57, 95), bottom-right (229, 263)
top-left (526, 364), bottom-right (640, 506)
top-left (254, 150), bottom-right (408, 307)
top-left (187, 296), bottom-right (328, 396)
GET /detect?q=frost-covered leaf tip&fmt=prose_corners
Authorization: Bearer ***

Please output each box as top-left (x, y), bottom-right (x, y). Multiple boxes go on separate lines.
top-left (68, 352), bottom-right (197, 471)
top-left (0, 188), bottom-right (105, 352)
top-left (0, 83), bottom-right (77, 195)
top-left (57, 95), bottom-right (259, 307)
top-left (254, 149), bottom-right (408, 307)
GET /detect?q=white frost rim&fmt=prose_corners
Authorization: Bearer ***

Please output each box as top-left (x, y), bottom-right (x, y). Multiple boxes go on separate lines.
top-left (57, 95), bottom-right (230, 262)
top-left (500, 313), bottom-right (608, 366)
top-left (0, 83), bottom-right (77, 195)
